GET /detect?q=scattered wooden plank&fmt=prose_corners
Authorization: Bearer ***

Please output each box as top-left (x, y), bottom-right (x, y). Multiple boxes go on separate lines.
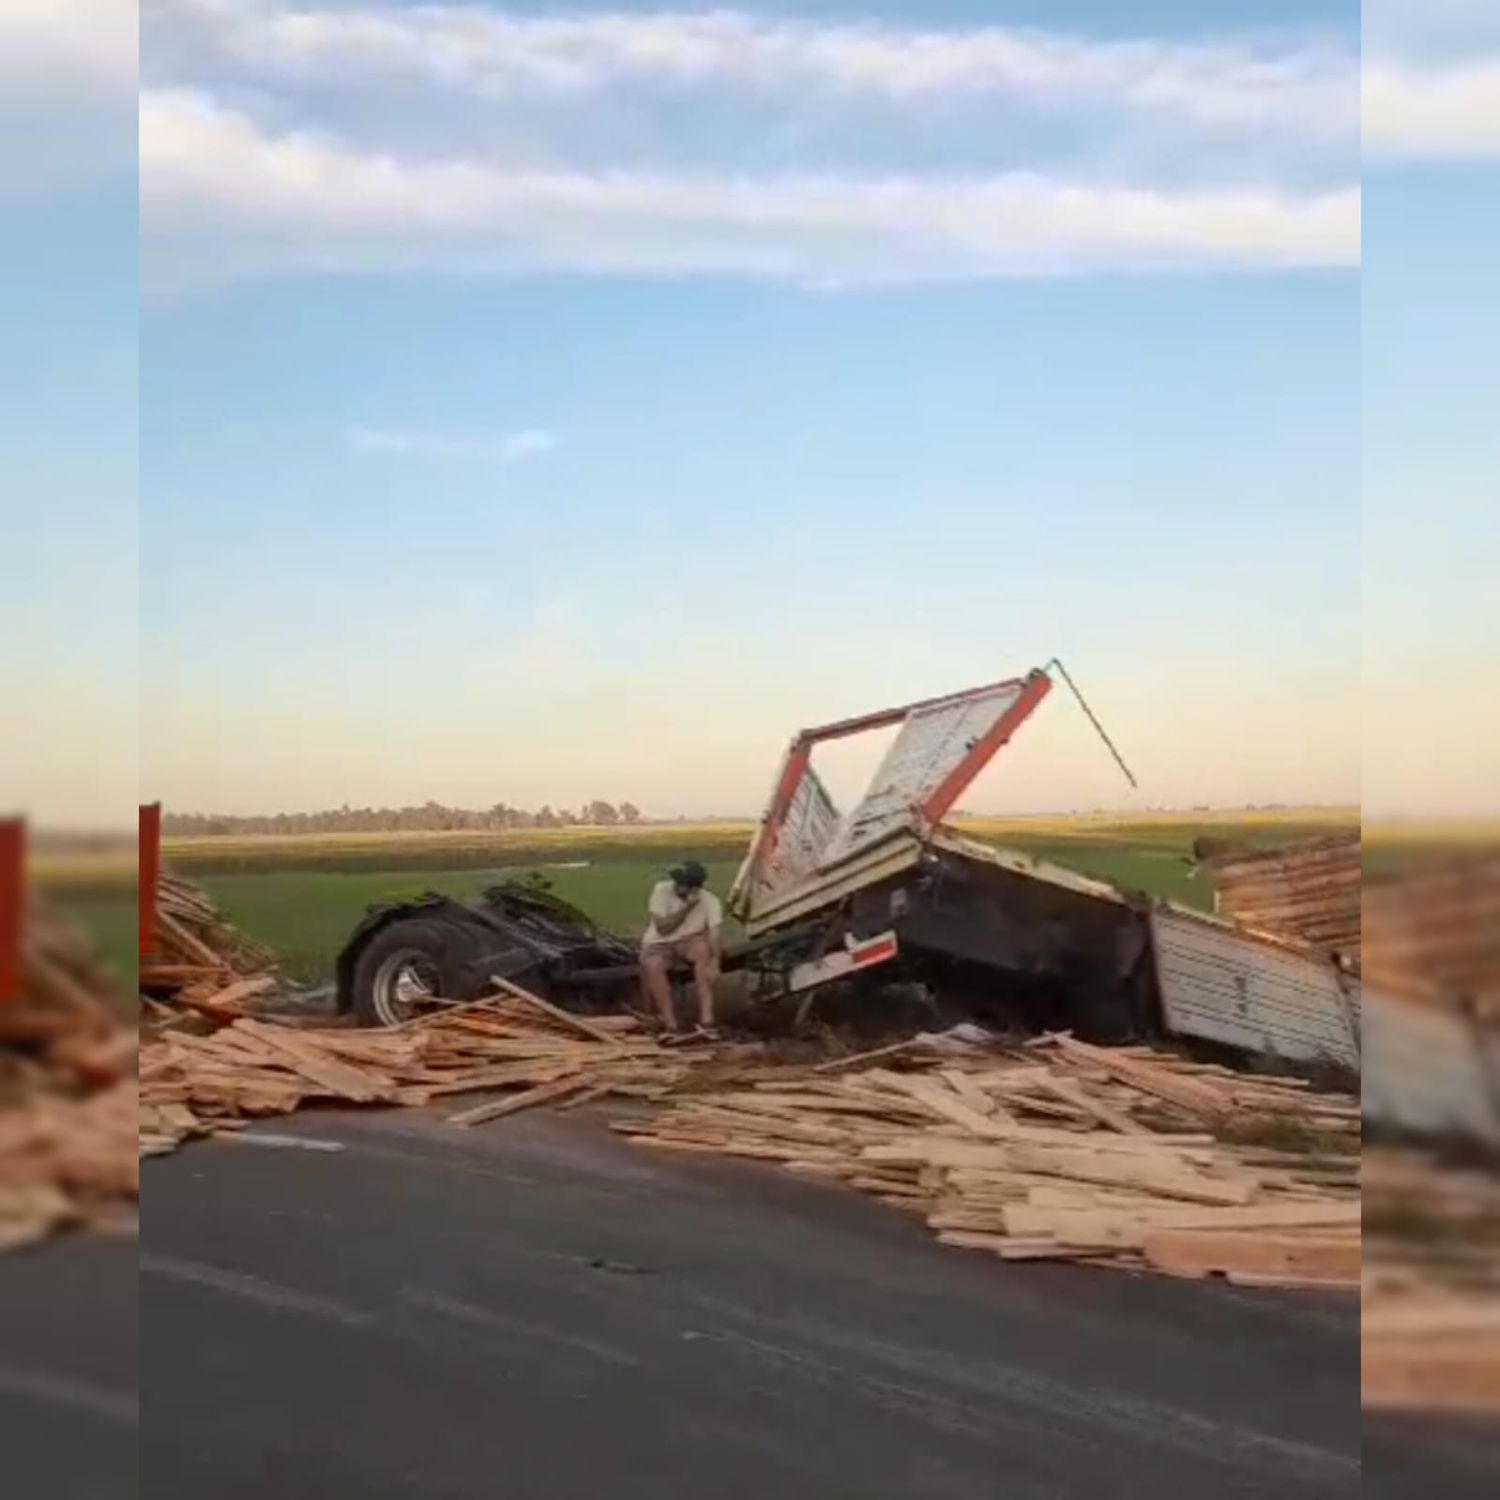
top-left (448, 1076), bottom-right (587, 1126)
top-left (1144, 1230), bottom-right (1361, 1283)
top-left (811, 1041), bottom-right (917, 1075)
top-left (233, 1020), bottom-right (398, 1104)
top-left (1040, 1074), bottom-right (1148, 1136)
top-left (487, 976), bottom-right (630, 1048)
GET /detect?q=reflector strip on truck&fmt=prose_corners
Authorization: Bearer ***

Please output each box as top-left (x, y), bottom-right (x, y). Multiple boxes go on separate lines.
top-left (787, 931), bottom-right (899, 995)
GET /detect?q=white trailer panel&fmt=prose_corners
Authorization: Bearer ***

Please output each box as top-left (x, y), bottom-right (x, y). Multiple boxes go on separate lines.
top-left (820, 682), bottom-right (1030, 863)
top-left (1362, 987), bottom-right (1500, 1147)
top-left (1149, 907), bottom-right (1360, 1071)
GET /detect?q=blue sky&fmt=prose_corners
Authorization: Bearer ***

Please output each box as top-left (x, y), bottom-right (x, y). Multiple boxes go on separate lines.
top-left (4, 1), bottom-right (1496, 825)
top-left (1, 2), bottom-right (136, 830)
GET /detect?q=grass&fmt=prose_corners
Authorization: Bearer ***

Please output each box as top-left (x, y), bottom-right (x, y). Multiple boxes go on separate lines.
top-left (172, 808), bottom-right (1364, 986)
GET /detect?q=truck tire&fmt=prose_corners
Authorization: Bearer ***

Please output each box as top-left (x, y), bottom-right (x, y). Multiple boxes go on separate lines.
top-left (350, 916), bottom-right (492, 1028)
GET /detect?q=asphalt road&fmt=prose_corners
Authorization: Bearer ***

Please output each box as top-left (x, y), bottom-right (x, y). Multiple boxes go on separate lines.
top-left (6, 1106), bottom-right (1498, 1495)
top-left (0, 1230), bottom-right (138, 1499)
top-left (130, 1104), bottom-right (1367, 1500)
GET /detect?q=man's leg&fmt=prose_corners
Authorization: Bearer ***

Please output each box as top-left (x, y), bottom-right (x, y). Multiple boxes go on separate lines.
top-left (640, 946), bottom-right (678, 1031)
top-left (688, 937), bottom-right (718, 1029)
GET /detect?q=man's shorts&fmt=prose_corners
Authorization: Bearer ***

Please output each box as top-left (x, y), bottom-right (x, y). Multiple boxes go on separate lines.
top-left (641, 933), bottom-right (715, 968)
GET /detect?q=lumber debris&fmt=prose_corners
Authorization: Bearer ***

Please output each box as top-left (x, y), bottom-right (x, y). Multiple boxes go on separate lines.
top-left (139, 873), bottom-right (279, 1014)
top-left (137, 993), bottom-right (720, 1154)
top-left (1, 896), bottom-right (138, 1249)
top-left (622, 1032), bottom-right (1361, 1289)
top-left (1362, 1146), bottom-right (1500, 1413)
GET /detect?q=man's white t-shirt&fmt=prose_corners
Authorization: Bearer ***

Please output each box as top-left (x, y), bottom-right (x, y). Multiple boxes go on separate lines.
top-left (644, 881), bottom-right (723, 946)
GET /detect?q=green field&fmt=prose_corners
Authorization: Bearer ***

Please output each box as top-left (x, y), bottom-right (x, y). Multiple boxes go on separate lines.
top-left (162, 808), bottom-right (1363, 985)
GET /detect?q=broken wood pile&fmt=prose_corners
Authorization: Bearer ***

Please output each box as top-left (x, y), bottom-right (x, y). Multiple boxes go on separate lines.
top-left (1363, 1147), bottom-right (1500, 1413)
top-left (139, 993), bottom-right (718, 1155)
top-left (1, 1079), bottom-right (138, 1250)
top-left (1200, 833), bottom-right (1361, 961)
top-left (618, 1032), bottom-right (1362, 1288)
top-left (140, 872), bottom-right (280, 1019)
top-left (2, 895), bottom-right (138, 1250)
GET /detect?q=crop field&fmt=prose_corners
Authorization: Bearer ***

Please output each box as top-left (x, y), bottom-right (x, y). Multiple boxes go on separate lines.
top-left (158, 807), bottom-right (1365, 985)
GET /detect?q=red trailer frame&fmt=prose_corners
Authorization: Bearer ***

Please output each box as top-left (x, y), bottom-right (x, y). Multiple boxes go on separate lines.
top-left (139, 802), bottom-right (162, 962)
top-left (0, 818), bottom-right (23, 1003)
top-left (744, 667), bottom-right (1053, 902)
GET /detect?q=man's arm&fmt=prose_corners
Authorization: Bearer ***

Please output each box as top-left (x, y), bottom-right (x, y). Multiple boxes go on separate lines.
top-left (649, 885), bottom-right (698, 936)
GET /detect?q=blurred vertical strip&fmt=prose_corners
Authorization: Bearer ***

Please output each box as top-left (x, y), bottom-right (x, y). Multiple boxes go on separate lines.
top-left (139, 802), bottom-right (161, 963)
top-left (0, 817), bottom-right (23, 1002)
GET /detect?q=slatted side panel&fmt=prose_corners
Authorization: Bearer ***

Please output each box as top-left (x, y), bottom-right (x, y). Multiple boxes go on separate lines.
top-left (742, 763), bottom-right (841, 916)
top-left (1362, 987), bottom-right (1500, 1147)
top-left (821, 685), bottom-right (1025, 863)
top-left (1150, 908), bottom-right (1360, 1071)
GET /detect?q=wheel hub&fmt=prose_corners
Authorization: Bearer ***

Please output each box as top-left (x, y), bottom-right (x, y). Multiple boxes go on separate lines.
top-left (371, 948), bottom-right (440, 1026)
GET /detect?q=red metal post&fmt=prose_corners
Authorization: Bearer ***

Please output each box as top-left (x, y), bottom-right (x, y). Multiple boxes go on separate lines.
top-left (0, 818), bottom-right (23, 1003)
top-left (139, 802), bottom-right (162, 961)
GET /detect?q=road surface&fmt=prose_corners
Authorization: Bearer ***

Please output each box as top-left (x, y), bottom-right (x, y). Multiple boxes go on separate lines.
top-left (0, 1230), bottom-right (138, 1498)
top-left (136, 1104), bottom-right (1364, 1500)
top-left (7, 1106), bottom-right (1498, 1495)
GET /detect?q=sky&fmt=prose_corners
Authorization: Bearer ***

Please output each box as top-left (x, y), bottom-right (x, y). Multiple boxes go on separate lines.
top-left (1, 1), bottom-right (1495, 827)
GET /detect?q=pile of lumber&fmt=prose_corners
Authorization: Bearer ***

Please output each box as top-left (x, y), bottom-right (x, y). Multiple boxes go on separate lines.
top-left (1200, 833), bottom-right (1361, 960)
top-left (1363, 1147), bottom-right (1500, 1412)
top-left (1, 1079), bottom-right (138, 1250)
top-left (140, 872), bottom-right (280, 1018)
top-left (1, 895), bottom-right (138, 1250)
top-left (140, 992), bottom-right (719, 1154)
top-left (619, 1033), bottom-right (1362, 1288)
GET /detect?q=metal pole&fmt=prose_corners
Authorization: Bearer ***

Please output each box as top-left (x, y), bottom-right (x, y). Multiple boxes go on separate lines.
top-left (1045, 657), bottom-right (1139, 789)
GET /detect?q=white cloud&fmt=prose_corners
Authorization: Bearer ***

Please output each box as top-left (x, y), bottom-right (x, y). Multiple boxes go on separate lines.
top-left (1364, 58), bottom-right (1500, 160)
top-left (500, 428), bottom-right (557, 458)
top-left (142, 89), bottom-right (1359, 283)
top-left (0, 0), bottom-right (137, 86)
top-left (147, 1), bottom-right (1355, 134)
top-left (345, 424), bottom-right (559, 460)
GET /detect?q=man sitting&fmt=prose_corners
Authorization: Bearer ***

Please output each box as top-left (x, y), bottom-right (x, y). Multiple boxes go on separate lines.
top-left (640, 860), bottom-right (722, 1040)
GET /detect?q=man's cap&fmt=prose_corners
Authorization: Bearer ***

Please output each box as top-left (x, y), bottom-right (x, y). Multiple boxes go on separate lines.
top-left (669, 860), bottom-right (708, 887)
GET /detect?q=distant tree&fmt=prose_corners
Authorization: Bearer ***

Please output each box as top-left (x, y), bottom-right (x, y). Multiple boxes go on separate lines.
top-left (162, 796), bottom-right (639, 837)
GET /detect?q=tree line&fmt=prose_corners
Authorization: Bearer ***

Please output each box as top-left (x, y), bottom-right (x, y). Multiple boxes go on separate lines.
top-left (163, 800), bottom-right (647, 837)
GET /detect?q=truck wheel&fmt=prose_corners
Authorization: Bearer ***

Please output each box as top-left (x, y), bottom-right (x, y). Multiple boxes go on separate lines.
top-left (350, 917), bottom-right (488, 1028)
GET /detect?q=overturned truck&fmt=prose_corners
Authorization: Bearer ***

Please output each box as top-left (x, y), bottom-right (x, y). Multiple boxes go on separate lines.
top-left (726, 666), bottom-right (1362, 1071)
top-left (336, 664), bottom-right (1361, 1075)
